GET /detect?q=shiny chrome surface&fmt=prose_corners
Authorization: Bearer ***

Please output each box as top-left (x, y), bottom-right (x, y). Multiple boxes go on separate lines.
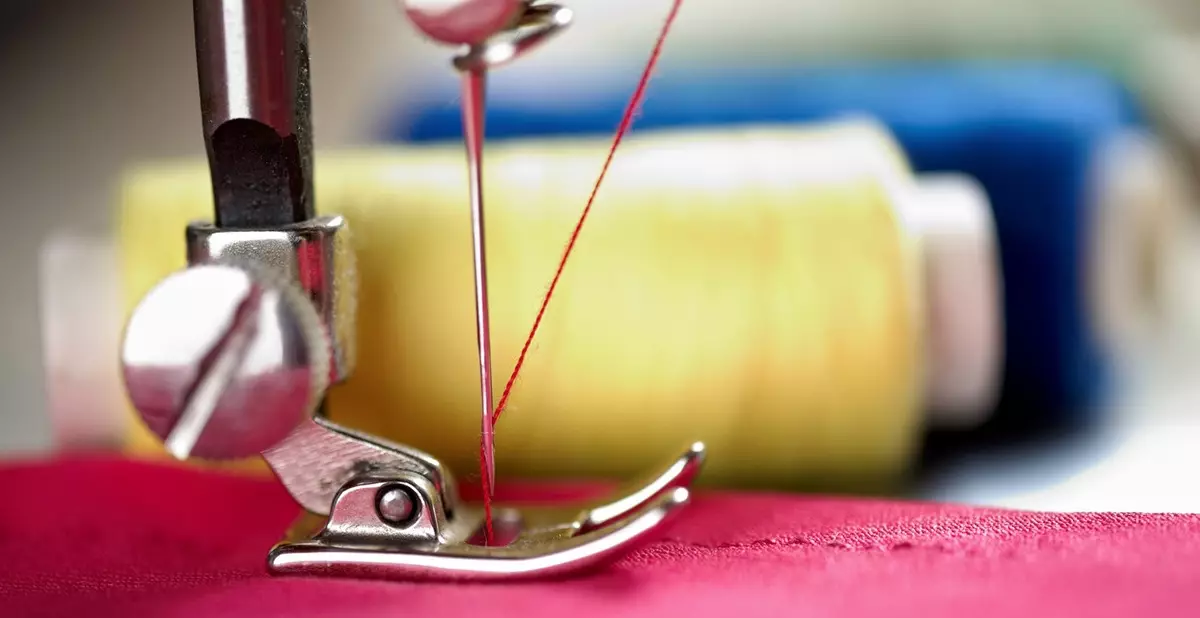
top-left (434, 0), bottom-right (572, 494)
top-left (121, 263), bottom-right (329, 460)
top-left (461, 67), bottom-right (498, 494)
top-left (377, 485), bottom-right (419, 525)
top-left (402, 0), bottom-right (525, 46)
top-left (263, 416), bottom-right (458, 517)
top-left (119, 0), bottom-right (707, 582)
top-left (451, 2), bottom-right (573, 72)
top-left (268, 440), bottom-right (705, 581)
top-left (194, 0), bottom-right (314, 227)
top-left (579, 441), bottom-right (705, 533)
top-left (187, 215), bottom-right (357, 383)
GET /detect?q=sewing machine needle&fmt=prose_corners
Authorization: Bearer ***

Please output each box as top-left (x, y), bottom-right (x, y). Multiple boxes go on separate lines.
top-left (462, 66), bottom-right (496, 495)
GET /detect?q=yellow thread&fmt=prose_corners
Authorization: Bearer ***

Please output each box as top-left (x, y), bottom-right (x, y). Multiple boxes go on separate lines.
top-left (117, 121), bottom-right (925, 490)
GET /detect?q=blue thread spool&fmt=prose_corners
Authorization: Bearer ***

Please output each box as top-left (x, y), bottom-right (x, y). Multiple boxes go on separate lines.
top-left (388, 63), bottom-right (1154, 427)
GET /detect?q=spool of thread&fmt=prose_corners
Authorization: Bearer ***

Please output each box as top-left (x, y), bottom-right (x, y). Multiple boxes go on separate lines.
top-left (1087, 129), bottom-right (1196, 367)
top-left (434, 0), bottom-right (1162, 73)
top-left (389, 0), bottom-right (1167, 127)
top-left (396, 62), bottom-right (1177, 425)
top-left (117, 121), bottom-right (1000, 490)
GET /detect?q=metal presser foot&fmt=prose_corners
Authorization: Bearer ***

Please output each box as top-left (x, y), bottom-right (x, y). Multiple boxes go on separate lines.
top-left (265, 424), bottom-right (705, 581)
top-left (118, 0), bottom-right (705, 582)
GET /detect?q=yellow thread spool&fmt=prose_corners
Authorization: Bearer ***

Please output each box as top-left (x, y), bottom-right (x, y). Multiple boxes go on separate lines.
top-left (117, 120), bottom-right (999, 490)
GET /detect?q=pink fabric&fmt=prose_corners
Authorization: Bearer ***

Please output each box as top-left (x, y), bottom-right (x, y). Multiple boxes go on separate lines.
top-left (2, 457), bottom-right (1199, 617)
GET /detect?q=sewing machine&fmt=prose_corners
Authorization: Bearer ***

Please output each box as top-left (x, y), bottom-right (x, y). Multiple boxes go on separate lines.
top-left (117, 0), bottom-right (704, 581)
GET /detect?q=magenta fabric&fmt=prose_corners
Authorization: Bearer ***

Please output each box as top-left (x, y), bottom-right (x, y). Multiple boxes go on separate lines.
top-left (1, 457), bottom-right (1199, 617)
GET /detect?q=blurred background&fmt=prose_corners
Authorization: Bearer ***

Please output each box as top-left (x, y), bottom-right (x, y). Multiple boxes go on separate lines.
top-left (8, 0), bottom-right (1200, 512)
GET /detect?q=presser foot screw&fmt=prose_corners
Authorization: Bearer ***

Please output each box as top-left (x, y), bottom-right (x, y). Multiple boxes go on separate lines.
top-left (120, 262), bottom-right (330, 461)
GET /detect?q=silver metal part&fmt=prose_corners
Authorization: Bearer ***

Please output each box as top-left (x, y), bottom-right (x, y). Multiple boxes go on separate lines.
top-left (446, 1), bottom-right (573, 495)
top-left (268, 434), bottom-right (705, 581)
top-left (452, 2), bottom-right (573, 72)
top-left (121, 263), bottom-right (330, 460)
top-left (187, 215), bottom-right (357, 383)
top-left (119, 0), bottom-right (707, 582)
top-left (378, 486), bottom-right (419, 525)
top-left (462, 66), bottom-right (498, 494)
top-left (194, 0), bottom-right (314, 228)
top-left (262, 415), bottom-right (458, 518)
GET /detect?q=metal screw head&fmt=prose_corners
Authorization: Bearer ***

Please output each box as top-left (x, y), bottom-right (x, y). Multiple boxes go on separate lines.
top-left (121, 263), bottom-right (329, 461)
top-left (377, 485), bottom-right (419, 526)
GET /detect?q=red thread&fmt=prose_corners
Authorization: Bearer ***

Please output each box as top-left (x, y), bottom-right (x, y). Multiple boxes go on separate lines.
top-left (479, 440), bottom-right (495, 543)
top-left (479, 0), bottom-right (685, 541)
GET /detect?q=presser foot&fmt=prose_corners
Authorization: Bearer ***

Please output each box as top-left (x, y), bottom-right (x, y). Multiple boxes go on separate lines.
top-left (265, 422), bottom-right (705, 581)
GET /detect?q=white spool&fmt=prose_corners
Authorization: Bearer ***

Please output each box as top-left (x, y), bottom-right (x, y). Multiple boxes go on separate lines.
top-left (1087, 129), bottom-right (1194, 369)
top-left (903, 175), bottom-right (1003, 428)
